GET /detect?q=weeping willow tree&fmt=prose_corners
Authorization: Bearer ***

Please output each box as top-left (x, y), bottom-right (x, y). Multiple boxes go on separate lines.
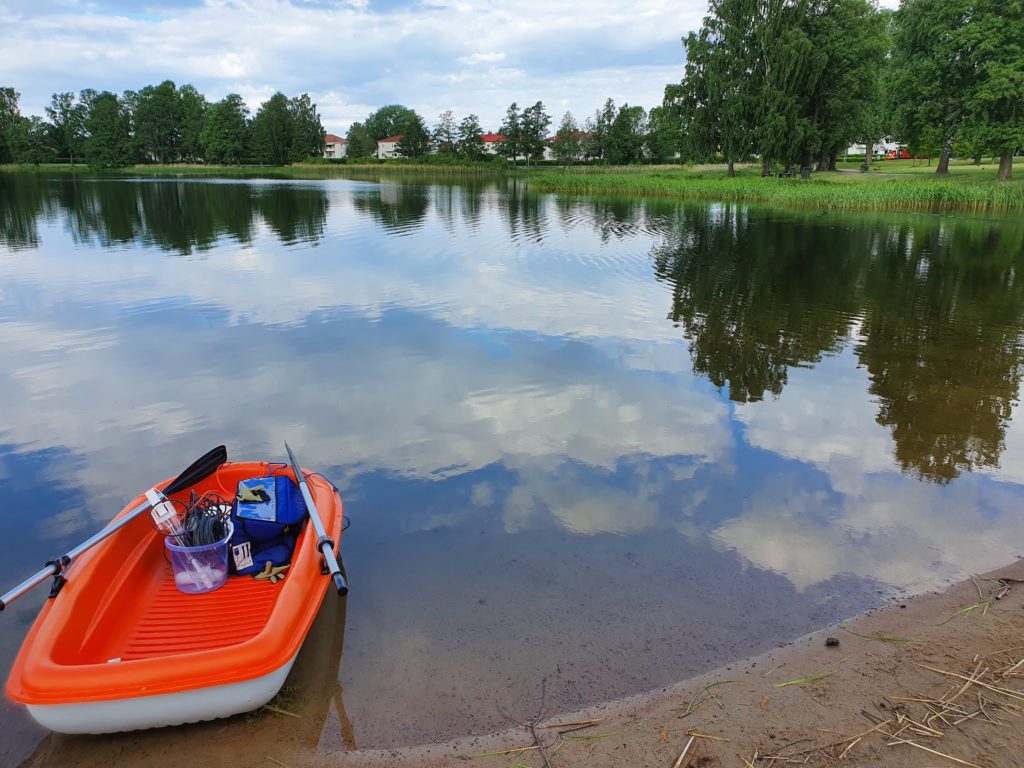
top-left (675, 0), bottom-right (889, 173)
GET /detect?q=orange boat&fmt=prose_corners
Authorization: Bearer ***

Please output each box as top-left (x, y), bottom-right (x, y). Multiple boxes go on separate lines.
top-left (6, 458), bottom-right (345, 734)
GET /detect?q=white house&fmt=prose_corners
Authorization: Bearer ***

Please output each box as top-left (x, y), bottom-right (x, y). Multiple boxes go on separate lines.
top-left (377, 135), bottom-right (403, 159)
top-left (481, 132), bottom-right (505, 155)
top-left (544, 130), bottom-right (591, 161)
top-left (844, 139), bottom-right (900, 158)
top-left (324, 133), bottom-right (347, 159)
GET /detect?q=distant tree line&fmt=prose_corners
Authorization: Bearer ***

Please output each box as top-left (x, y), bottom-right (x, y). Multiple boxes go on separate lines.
top-left (344, 98), bottom-right (682, 166)
top-left (674, 0), bottom-right (1023, 180)
top-left (0, 82), bottom-right (325, 168)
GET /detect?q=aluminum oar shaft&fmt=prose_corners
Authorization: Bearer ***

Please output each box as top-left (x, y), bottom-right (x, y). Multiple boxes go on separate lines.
top-left (285, 442), bottom-right (348, 596)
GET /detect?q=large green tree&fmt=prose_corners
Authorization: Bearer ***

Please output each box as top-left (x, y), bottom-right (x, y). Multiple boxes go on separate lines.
top-left (456, 113), bottom-right (485, 160)
top-left (251, 92), bottom-right (292, 165)
top-left (497, 102), bottom-right (523, 163)
top-left (45, 91), bottom-right (86, 166)
top-left (961, 0), bottom-right (1024, 180)
top-left (679, 0), bottom-right (755, 175)
top-left (549, 111), bottom-right (583, 163)
top-left (749, 0), bottom-right (824, 172)
top-left (582, 98), bottom-right (616, 163)
top-left (84, 91), bottom-right (133, 168)
top-left (396, 113), bottom-right (431, 157)
top-left (678, 0), bottom-right (890, 173)
top-left (363, 104), bottom-right (421, 141)
top-left (519, 101), bottom-right (551, 165)
top-left (10, 116), bottom-right (56, 165)
top-left (802, 0), bottom-right (890, 171)
top-left (200, 93), bottom-right (249, 164)
top-left (177, 84), bottom-right (207, 162)
top-left (889, 0), bottom-right (973, 175)
top-left (433, 109), bottom-right (457, 155)
top-left (0, 87), bottom-right (20, 163)
top-left (287, 93), bottom-right (325, 161)
top-left (646, 103), bottom-right (683, 164)
top-left (345, 121), bottom-right (376, 158)
top-left (606, 104), bottom-right (647, 165)
top-left (135, 80), bottom-right (183, 163)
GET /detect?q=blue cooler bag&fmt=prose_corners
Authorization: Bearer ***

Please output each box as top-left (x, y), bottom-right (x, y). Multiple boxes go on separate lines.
top-left (229, 475), bottom-right (308, 576)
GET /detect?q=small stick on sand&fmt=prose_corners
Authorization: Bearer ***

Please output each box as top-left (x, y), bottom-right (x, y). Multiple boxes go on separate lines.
top-left (466, 745), bottom-right (540, 759)
top-left (540, 718), bottom-right (603, 730)
top-left (528, 722), bottom-right (554, 768)
top-left (783, 720), bottom-right (894, 758)
top-left (970, 574), bottom-right (984, 600)
top-left (886, 738), bottom-right (982, 768)
top-left (920, 664), bottom-right (1024, 702)
top-left (261, 704), bottom-right (302, 719)
top-left (837, 736), bottom-right (863, 760)
top-left (686, 730), bottom-right (728, 742)
top-left (671, 735), bottom-right (696, 768)
top-left (541, 718), bottom-right (604, 735)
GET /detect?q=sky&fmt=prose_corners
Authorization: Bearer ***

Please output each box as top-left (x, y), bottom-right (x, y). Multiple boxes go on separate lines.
top-left (1, 0), bottom-right (901, 136)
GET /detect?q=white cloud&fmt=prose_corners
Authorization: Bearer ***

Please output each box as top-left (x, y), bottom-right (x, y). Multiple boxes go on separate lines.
top-left (713, 470), bottom-right (1023, 594)
top-left (458, 51), bottom-right (506, 65)
top-left (735, 347), bottom-right (898, 494)
top-left (3, 0), bottom-right (698, 131)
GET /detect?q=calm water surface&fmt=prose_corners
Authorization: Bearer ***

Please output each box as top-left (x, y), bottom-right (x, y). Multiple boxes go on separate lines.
top-left (2, 173), bottom-right (1024, 762)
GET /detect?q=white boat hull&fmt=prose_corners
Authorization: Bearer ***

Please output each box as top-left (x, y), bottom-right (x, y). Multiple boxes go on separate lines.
top-left (26, 653), bottom-right (298, 734)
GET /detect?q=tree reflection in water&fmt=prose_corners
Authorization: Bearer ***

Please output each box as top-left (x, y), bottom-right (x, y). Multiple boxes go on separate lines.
top-left (653, 203), bottom-right (1024, 482)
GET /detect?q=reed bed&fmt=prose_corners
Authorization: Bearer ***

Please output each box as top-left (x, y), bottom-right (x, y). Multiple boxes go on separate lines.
top-left (528, 169), bottom-right (1024, 212)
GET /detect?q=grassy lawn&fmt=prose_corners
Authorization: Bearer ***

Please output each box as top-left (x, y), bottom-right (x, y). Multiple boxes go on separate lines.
top-left (835, 156), bottom-right (1023, 176)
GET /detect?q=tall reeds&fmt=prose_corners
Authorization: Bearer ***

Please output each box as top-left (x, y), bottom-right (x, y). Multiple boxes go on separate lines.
top-left (527, 169), bottom-right (1024, 212)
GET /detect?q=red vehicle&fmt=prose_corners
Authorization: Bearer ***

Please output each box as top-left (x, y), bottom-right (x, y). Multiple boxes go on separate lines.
top-left (885, 147), bottom-right (911, 160)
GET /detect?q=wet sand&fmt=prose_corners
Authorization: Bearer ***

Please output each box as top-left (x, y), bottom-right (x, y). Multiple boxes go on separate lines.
top-left (15, 559), bottom-right (1024, 768)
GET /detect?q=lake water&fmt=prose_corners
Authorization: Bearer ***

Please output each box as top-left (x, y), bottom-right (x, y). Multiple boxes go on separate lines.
top-left (2, 172), bottom-right (1023, 762)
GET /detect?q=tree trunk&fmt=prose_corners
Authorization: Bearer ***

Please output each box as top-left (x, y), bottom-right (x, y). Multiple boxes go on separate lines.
top-left (997, 152), bottom-right (1013, 181)
top-left (727, 160), bottom-right (735, 178)
top-left (861, 140), bottom-right (874, 173)
top-left (973, 153), bottom-right (982, 165)
top-left (761, 156), bottom-right (771, 176)
top-left (815, 153), bottom-right (828, 172)
top-left (935, 135), bottom-right (954, 176)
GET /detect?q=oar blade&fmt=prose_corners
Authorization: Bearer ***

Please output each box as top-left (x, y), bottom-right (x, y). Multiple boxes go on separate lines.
top-left (1, 445), bottom-right (228, 611)
top-left (163, 445), bottom-right (227, 496)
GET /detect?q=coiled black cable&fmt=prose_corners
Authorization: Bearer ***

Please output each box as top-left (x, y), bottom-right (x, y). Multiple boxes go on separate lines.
top-left (176, 491), bottom-right (232, 547)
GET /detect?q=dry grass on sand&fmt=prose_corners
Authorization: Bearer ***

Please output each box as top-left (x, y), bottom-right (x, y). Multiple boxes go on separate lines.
top-left (328, 561), bottom-right (1024, 768)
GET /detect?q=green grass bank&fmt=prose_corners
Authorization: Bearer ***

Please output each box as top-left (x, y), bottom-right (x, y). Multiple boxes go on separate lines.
top-left (528, 161), bottom-right (1024, 212)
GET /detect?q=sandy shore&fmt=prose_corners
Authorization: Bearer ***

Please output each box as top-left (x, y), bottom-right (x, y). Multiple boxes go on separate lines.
top-left (18, 560), bottom-right (1024, 768)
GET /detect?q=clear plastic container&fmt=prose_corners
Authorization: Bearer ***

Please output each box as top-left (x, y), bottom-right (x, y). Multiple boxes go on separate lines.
top-left (165, 525), bottom-right (232, 594)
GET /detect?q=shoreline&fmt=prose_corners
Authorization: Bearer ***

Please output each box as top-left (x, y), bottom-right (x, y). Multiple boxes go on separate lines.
top-left (311, 559), bottom-right (1024, 768)
top-left (4, 162), bottom-right (1023, 214)
top-left (20, 561), bottom-right (1022, 768)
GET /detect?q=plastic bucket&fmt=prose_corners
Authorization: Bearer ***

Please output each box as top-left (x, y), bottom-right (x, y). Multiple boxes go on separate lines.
top-left (166, 524), bottom-right (232, 594)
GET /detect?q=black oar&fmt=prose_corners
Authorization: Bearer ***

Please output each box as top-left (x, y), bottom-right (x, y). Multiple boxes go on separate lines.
top-left (284, 442), bottom-right (348, 596)
top-left (0, 445), bottom-right (228, 611)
